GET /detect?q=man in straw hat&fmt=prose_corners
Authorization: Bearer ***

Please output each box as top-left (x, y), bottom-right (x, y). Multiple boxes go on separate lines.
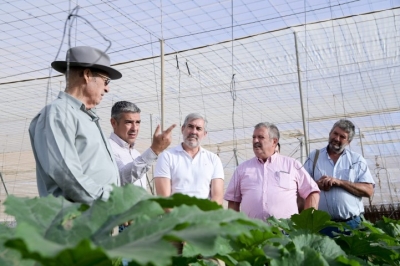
top-left (29, 46), bottom-right (124, 204)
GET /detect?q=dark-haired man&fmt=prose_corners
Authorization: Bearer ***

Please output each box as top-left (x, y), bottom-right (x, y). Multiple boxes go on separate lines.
top-left (305, 119), bottom-right (374, 234)
top-left (109, 101), bottom-right (176, 188)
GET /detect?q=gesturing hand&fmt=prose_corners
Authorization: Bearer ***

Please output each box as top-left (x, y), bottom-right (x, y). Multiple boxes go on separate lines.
top-left (150, 124), bottom-right (177, 155)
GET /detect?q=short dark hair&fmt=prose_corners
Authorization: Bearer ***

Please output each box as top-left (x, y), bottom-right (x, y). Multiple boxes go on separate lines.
top-left (330, 119), bottom-right (355, 142)
top-left (111, 101), bottom-right (141, 121)
top-left (277, 143), bottom-right (281, 152)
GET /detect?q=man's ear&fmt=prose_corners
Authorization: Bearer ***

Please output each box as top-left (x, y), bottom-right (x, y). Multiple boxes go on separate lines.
top-left (82, 68), bottom-right (91, 83)
top-left (110, 117), bottom-right (117, 129)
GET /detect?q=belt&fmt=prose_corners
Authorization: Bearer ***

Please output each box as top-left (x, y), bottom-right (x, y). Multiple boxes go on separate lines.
top-left (332, 215), bottom-right (361, 223)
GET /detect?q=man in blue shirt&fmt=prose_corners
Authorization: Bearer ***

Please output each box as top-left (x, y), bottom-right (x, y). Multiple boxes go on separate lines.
top-left (305, 119), bottom-right (374, 235)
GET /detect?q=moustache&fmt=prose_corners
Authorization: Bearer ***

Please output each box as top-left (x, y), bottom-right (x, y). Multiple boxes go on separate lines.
top-left (187, 134), bottom-right (198, 139)
top-left (253, 143), bottom-right (261, 148)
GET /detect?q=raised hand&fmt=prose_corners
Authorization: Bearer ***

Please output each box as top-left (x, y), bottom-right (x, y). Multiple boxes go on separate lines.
top-left (150, 124), bottom-right (177, 155)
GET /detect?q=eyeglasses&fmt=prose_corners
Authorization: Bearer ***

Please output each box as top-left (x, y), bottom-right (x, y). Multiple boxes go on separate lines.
top-left (95, 72), bottom-right (111, 86)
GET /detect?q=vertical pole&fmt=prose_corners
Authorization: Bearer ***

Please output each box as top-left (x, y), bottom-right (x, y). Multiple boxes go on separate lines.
top-left (160, 39), bottom-right (165, 131)
top-left (358, 128), bottom-right (365, 157)
top-left (294, 32), bottom-right (309, 157)
top-left (148, 114), bottom-right (155, 195)
top-left (299, 137), bottom-right (303, 164)
top-left (359, 128), bottom-right (373, 206)
top-left (0, 172), bottom-right (9, 196)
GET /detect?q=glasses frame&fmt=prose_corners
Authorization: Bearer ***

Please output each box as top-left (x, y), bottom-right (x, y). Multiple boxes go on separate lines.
top-left (94, 72), bottom-right (111, 86)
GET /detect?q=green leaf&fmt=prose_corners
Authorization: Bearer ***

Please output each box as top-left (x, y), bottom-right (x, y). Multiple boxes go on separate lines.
top-left (183, 236), bottom-right (233, 257)
top-left (335, 255), bottom-right (363, 266)
top-left (5, 222), bottom-right (111, 266)
top-left (267, 216), bottom-right (294, 232)
top-left (375, 217), bottom-right (400, 238)
top-left (269, 244), bottom-right (330, 266)
top-left (234, 228), bottom-right (284, 249)
top-left (334, 232), bottom-right (399, 264)
top-left (229, 247), bottom-right (268, 266)
top-left (151, 193), bottom-right (222, 211)
top-left (0, 223), bottom-right (35, 266)
top-left (4, 195), bottom-right (80, 236)
top-left (291, 209), bottom-right (333, 233)
top-left (291, 233), bottom-right (345, 262)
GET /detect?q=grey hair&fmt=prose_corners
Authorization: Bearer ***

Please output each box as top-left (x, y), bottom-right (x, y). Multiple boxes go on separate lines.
top-left (111, 101), bottom-right (141, 121)
top-left (330, 119), bottom-right (355, 142)
top-left (254, 122), bottom-right (280, 140)
top-left (183, 113), bottom-right (208, 131)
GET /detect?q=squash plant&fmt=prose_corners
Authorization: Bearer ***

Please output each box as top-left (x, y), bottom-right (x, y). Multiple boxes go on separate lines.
top-left (0, 185), bottom-right (399, 265)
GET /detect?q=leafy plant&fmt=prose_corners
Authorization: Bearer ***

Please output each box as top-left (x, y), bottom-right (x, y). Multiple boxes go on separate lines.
top-left (0, 185), bottom-right (399, 266)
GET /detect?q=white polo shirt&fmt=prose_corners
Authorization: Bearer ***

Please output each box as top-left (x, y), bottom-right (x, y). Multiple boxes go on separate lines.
top-left (154, 144), bottom-right (224, 199)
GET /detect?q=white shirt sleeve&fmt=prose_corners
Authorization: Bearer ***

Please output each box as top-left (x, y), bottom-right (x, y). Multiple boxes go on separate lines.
top-left (154, 150), bottom-right (172, 179)
top-left (116, 148), bottom-right (158, 185)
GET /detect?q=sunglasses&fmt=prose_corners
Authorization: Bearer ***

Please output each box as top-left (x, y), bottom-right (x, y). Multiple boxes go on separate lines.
top-left (95, 72), bottom-right (111, 86)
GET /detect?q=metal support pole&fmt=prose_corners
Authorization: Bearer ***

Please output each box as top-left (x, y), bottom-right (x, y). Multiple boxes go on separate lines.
top-left (0, 172), bottom-right (9, 196)
top-left (358, 128), bottom-right (365, 157)
top-left (233, 148), bottom-right (239, 167)
top-left (299, 137), bottom-right (304, 164)
top-left (160, 39), bottom-right (165, 131)
top-left (359, 128), bottom-right (373, 206)
top-left (294, 32), bottom-right (309, 157)
top-left (147, 114), bottom-right (155, 195)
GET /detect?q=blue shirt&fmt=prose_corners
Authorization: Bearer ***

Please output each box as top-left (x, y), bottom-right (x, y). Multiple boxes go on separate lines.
top-left (29, 91), bottom-right (120, 204)
top-left (305, 146), bottom-right (374, 220)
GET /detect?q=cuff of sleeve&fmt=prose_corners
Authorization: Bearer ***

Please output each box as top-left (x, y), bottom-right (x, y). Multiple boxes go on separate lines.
top-left (101, 185), bottom-right (113, 202)
top-left (142, 148), bottom-right (158, 164)
top-left (224, 196), bottom-right (241, 202)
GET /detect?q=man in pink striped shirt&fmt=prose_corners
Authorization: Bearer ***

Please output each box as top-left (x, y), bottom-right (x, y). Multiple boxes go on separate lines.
top-left (224, 122), bottom-right (320, 221)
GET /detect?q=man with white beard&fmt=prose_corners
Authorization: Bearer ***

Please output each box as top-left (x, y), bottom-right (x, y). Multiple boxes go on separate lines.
top-left (305, 119), bottom-right (374, 236)
top-left (154, 113), bottom-right (224, 205)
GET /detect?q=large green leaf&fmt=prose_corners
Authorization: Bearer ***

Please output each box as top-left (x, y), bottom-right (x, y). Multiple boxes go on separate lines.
top-left (263, 232), bottom-right (351, 266)
top-left (375, 217), bottom-right (400, 238)
top-left (4, 195), bottom-right (79, 236)
top-left (291, 208), bottom-right (337, 233)
top-left (269, 241), bottom-right (330, 266)
top-left (5, 222), bottom-right (111, 266)
top-left (0, 223), bottom-right (35, 266)
top-left (334, 231), bottom-right (399, 264)
top-left (291, 234), bottom-right (346, 262)
top-left (104, 205), bottom-right (269, 264)
top-left (267, 216), bottom-right (294, 232)
top-left (151, 193), bottom-right (222, 211)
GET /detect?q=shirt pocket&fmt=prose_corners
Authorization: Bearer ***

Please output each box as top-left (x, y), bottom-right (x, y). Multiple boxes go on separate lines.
top-left (338, 169), bottom-right (356, 182)
top-left (277, 171), bottom-right (296, 190)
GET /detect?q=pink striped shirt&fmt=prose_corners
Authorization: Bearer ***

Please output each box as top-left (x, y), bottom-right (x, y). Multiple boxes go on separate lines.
top-left (224, 153), bottom-right (319, 221)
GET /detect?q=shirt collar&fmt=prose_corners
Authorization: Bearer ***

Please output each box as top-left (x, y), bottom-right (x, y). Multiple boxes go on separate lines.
top-left (178, 143), bottom-right (203, 153)
top-left (256, 152), bottom-right (277, 164)
top-left (58, 91), bottom-right (99, 120)
top-left (325, 144), bottom-right (348, 156)
top-left (110, 132), bottom-right (134, 149)
top-left (58, 91), bottom-right (85, 110)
